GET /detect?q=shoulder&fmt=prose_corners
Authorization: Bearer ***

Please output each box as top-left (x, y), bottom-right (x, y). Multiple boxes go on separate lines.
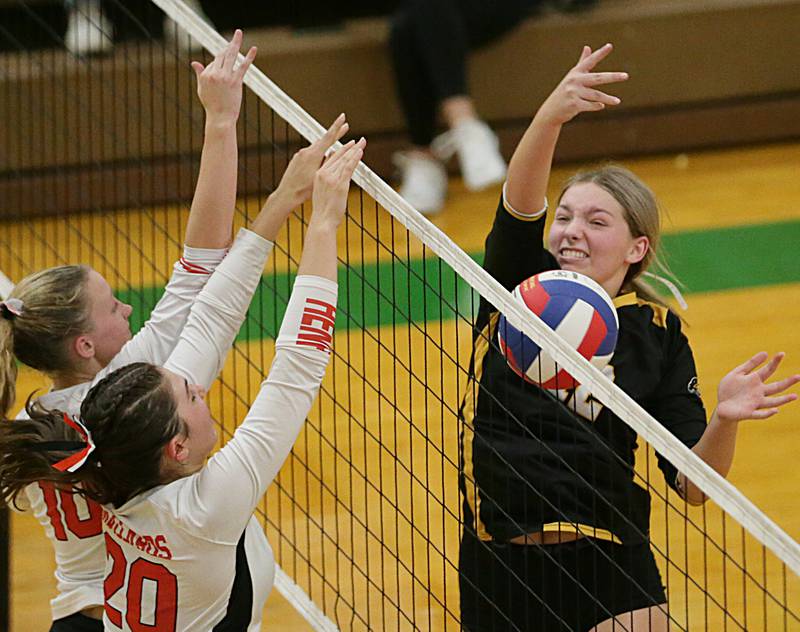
top-left (616, 294), bottom-right (682, 332)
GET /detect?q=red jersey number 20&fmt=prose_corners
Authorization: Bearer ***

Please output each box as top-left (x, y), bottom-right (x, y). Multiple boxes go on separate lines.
top-left (104, 534), bottom-right (178, 631)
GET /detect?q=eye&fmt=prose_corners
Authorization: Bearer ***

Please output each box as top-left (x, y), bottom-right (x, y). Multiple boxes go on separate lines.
top-left (591, 220), bottom-right (607, 226)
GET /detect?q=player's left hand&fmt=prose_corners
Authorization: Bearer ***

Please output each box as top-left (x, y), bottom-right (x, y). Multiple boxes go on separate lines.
top-left (716, 352), bottom-right (800, 423)
top-left (273, 114), bottom-right (351, 209)
top-left (191, 29), bottom-right (257, 125)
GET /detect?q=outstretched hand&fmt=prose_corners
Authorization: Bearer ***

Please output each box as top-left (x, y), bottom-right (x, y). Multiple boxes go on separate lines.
top-left (716, 352), bottom-right (800, 423)
top-left (310, 137), bottom-right (366, 230)
top-left (538, 43), bottom-right (629, 126)
top-left (191, 29), bottom-right (257, 124)
top-left (274, 114), bottom-right (351, 209)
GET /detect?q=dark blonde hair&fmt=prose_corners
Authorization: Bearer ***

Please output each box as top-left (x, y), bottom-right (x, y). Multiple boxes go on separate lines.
top-left (0, 363), bottom-right (184, 509)
top-left (0, 265), bottom-right (92, 415)
top-left (560, 164), bottom-right (677, 306)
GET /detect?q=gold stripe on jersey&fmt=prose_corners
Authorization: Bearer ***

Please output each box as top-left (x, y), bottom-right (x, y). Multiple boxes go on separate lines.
top-left (461, 312), bottom-right (499, 542)
top-left (639, 299), bottom-right (669, 328)
top-left (541, 522), bottom-right (622, 545)
top-left (614, 292), bottom-right (669, 328)
top-left (612, 292), bottom-right (638, 309)
top-left (502, 188), bottom-right (548, 222)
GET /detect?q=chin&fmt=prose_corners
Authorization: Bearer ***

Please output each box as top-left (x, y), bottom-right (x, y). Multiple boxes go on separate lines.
top-left (558, 260), bottom-right (588, 272)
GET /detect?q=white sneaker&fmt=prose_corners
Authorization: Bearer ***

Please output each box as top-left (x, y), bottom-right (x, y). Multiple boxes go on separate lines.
top-left (64, 0), bottom-right (113, 56)
top-left (393, 152), bottom-right (448, 216)
top-left (163, 0), bottom-right (213, 52)
top-left (432, 118), bottom-right (507, 191)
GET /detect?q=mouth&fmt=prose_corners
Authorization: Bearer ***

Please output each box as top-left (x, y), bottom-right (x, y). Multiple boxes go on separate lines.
top-left (558, 248), bottom-right (588, 261)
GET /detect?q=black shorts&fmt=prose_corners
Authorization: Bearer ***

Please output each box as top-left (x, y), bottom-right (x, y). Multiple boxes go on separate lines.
top-left (50, 612), bottom-right (104, 632)
top-left (459, 529), bottom-right (667, 631)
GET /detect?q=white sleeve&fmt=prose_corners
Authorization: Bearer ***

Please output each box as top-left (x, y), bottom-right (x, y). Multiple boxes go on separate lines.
top-left (163, 228), bottom-right (274, 390)
top-left (166, 275), bottom-right (337, 541)
top-left (102, 244), bottom-right (230, 375)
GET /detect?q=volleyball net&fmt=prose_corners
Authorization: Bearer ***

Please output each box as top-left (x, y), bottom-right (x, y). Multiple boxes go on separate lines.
top-left (2, 0), bottom-right (799, 629)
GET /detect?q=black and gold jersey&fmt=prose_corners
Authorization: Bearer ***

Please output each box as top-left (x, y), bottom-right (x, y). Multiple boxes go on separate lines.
top-left (459, 195), bottom-right (707, 545)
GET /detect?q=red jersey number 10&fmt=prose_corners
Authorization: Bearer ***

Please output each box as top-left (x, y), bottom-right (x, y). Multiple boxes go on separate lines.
top-left (38, 481), bottom-right (102, 540)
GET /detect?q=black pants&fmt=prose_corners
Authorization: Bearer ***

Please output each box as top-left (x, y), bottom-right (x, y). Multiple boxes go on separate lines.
top-left (50, 612), bottom-right (104, 632)
top-left (389, 0), bottom-right (541, 146)
top-left (459, 529), bottom-right (667, 632)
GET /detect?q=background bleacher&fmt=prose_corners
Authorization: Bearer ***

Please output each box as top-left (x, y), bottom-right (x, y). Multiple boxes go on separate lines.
top-left (2, 0), bottom-right (800, 218)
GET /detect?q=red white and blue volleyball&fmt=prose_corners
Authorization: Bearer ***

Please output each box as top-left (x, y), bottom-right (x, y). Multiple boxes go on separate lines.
top-left (497, 270), bottom-right (618, 389)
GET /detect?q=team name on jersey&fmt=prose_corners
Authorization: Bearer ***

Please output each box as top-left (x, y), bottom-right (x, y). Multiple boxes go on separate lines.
top-left (102, 509), bottom-right (172, 560)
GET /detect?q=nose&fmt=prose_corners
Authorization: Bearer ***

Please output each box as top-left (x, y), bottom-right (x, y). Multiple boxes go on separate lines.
top-left (194, 385), bottom-right (207, 400)
top-left (562, 218), bottom-right (583, 241)
top-left (122, 302), bottom-right (133, 318)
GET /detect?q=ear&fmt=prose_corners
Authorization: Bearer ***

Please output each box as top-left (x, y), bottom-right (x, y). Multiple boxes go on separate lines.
top-left (165, 434), bottom-right (190, 464)
top-left (72, 334), bottom-right (96, 361)
top-left (626, 236), bottom-right (650, 265)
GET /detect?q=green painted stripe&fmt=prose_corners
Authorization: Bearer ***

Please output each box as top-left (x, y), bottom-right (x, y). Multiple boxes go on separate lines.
top-left (662, 221), bottom-right (800, 294)
top-left (118, 220), bottom-right (800, 339)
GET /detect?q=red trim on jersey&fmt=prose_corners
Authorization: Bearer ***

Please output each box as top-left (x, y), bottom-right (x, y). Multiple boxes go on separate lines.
top-left (178, 257), bottom-right (211, 275)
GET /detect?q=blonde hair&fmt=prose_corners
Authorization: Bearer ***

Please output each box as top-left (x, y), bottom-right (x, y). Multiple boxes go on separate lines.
top-left (559, 164), bottom-right (678, 306)
top-left (0, 265), bottom-right (92, 415)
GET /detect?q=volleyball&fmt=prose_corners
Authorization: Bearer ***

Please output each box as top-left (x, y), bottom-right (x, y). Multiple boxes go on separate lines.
top-left (497, 270), bottom-right (619, 389)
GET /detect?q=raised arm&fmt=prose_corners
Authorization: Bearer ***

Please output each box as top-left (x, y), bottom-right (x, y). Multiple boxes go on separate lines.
top-left (172, 140), bottom-right (365, 539)
top-left (100, 32), bottom-right (258, 376)
top-left (158, 121), bottom-right (354, 390)
top-left (186, 29), bottom-right (256, 249)
top-left (505, 44), bottom-right (628, 213)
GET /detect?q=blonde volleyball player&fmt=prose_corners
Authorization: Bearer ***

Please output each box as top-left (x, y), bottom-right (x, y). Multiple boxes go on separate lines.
top-left (458, 43), bottom-right (800, 631)
top-left (0, 136), bottom-right (364, 630)
top-left (0, 29), bottom-right (350, 631)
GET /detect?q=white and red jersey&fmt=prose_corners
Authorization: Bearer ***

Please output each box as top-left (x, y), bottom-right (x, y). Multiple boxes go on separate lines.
top-left (17, 229), bottom-right (273, 621)
top-left (101, 275), bottom-right (337, 631)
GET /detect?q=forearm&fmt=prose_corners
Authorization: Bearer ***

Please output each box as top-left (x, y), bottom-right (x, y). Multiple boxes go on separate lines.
top-left (163, 228), bottom-right (272, 389)
top-left (184, 118), bottom-right (239, 249)
top-left (296, 220), bottom-right (338, 282)
top-left (505, 115), bottom-right (561, 213)
top-left (681, 409), bottom-right (739, 504)
top-left (248, 189), bottom-right (296, 243)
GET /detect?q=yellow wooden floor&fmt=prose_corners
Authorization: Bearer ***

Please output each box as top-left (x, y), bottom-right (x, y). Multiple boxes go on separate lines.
top-left (7, 142), bottom-right (800, 630)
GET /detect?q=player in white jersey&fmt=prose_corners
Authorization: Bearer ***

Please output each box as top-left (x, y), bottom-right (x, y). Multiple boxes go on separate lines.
top-left (1, 136), bottom-right (364, 630)
top-left (0, 29), bottom-right (351, 631)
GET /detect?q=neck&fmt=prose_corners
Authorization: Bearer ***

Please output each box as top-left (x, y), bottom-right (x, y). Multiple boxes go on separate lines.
top-left (51, 359), bottom-right (103, 390)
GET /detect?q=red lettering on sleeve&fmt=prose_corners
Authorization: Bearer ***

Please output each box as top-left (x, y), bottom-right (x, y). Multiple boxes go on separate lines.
top-left (296, 298), bottom-right (336, 353)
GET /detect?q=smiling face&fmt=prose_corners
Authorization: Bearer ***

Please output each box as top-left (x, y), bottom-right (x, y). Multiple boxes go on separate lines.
top-left (548, 182), bottom-right (649, 298)
top-left (161, 368), bottom-right (217, 473)
top-left (83, 269), bottom-right (133, 368)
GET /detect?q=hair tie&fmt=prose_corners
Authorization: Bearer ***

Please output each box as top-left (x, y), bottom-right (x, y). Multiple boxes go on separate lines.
top-left (51, 413), bottom-right (97, 472)
top-left (642, 271), bottom-right (688, 311)
top-left (0, 298), bottom-right (23, 321)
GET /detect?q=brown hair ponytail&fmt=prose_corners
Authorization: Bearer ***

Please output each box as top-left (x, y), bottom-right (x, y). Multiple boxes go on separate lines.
top-left (0, 265), bottom-right (92, 416)
top-left (0, 363), bottom-right (184, 509)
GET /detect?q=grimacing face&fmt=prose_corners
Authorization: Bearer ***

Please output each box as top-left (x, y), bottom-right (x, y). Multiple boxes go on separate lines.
top-left (548, 182), bottom-right (648, 298)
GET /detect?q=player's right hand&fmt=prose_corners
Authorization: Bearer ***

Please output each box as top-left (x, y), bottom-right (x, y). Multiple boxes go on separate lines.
top-left (191, 29), bottom-right (257, 125)
top-left (310, 137), bottom-right (366, 230)
top-left (537, 43), bottom-right (628, 126)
